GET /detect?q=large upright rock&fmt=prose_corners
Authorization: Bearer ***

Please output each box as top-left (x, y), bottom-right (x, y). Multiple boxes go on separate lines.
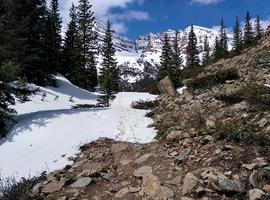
top-left (158, 76), bottom-right (177, 96)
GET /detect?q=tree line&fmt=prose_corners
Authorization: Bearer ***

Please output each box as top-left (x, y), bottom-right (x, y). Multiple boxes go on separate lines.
top-left (158, 11), bottom-right (265, 87)
top-left (0, 0), bottom-right (119, 137)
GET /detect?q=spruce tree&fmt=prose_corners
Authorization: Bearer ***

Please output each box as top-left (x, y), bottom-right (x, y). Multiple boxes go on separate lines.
top-left (171, 31), bottom-right (183, 87)
top-left (212, 36), bottom-right (221, 61)
top-left (255, 14), bottom-right (264, 41)
top-left (218, 17), bottom-right (228, 58)
top-left (48, 0), bottom-right (62, 70)
top-left (202, 35), bottom-right (211, 65)
top-left (13, 0), bottom-right (54, 86)
top-left (98, 20), bottom-right (119, 107)
top-left (157, 33), bottom-right (173, 81)
top-left (77, 0), bottom-right (97, 91)
top-left (232, 16), bottom-right (243, 53)
top-left (243, 11), bottom-right (254, 46)
top-left (186, 25), bottom-right (200, 68)
top-left (61, 4), bottom-right (81, 79)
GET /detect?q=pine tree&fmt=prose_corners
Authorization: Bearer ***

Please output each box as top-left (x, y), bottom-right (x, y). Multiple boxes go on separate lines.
top-left (218, 17), bottom-right (228, 58)
top-left (202, 35), bottom-right (211, 65)
top-left (48, 0), bottom-right (62, 70)
top-left (186, 25), bottom-right (200, 68)
top-left (255, 14), bottom-right (264, 41)
top-left (61, 4), bottom-right (81, 79)
top-left (243, 11), bottom-right (254, 46)
top-left (13, 0), bottom-right (55, 86)
top-left (77, 0), bottom-right (97, 91)
top-left (232, 16), bottom-right (243, 53)
top-left (157, 33), bottom-right (173, 81)
top-left (98, 20), bottom-right (119, 107)
top-left (212, 36), bottom-right (221, 61)
top-left (171, 31), bottom-right (183, 87)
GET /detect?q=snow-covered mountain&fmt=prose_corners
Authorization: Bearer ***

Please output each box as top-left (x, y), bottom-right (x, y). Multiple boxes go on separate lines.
top-left (95, 21), bottom-right (233, 89)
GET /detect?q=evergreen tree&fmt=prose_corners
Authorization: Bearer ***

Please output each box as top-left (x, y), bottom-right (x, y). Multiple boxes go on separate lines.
top-left (243, 11), bottom-right (254, 46)
top-left (13, 0), bottom-right (55, 86)
top-left (98, 20), bottom-right (119, 106)
top-left (48, 0), bottom-right (62, 70)
top-left (218, 17), bottom-right (228, 58)
top-left (212, 36), bottom-right (221, 61)
top-left (232, 16), bottom-right (243, 53)
top-left (157, 33), bottom-right (173, 81)
top-left (255, 14), bottom-right (264, 41)
top-left (61, 4), bottom-right (81, 79)
top-left (77, 0), bottom-right (97, 91)
top-left (171, 31), bottom-right (183, 87)
top-left (202, 35), bottom-right (211, 65)
top-left (186, 25), bottom-right (200, 68)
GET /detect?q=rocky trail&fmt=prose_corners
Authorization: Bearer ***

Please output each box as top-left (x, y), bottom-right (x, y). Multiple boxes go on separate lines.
top-left (20, 30), bottom-right (270, 200)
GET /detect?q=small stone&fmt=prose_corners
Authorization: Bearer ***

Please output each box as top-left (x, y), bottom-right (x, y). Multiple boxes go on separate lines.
top-left (135, 153), bottom-right (152, 165)
top-left (214, 149), bottom-right (222, 154)
top-left (181, 197), bottom-right (194, 200)
top-left (114, 187), bottom-right (129, 198)
top-left (41, 180), bottom-right (65, 194)
top-left (170, 175), bottom-right (182, 185)
top-left (258, 118), bottom-right (268, 128)
top-left (182, 173), bottom-right (199, 195)
top-left (242, 163), bottom-right (257, 170)
top-left (223, 145), bottom-right (234, 151)
top-left (249, 188), bottom-right (265, 200)
top-left (175, 148), bottom-right (191, 164)
top-left (224, 171), bottom-right (232, 176)
top-left (119, 158), bottom-right (133, 166)
top-left (71, 177), bottom-right (92, 188)
top-left (201, 135), bottom-right (213, 145)
top-left (263, 184), bottom-right (270, 192)
top-left (56, 197), bottom-right (68, 200)
top-left (133, 166), bottom-right (153, 177)
top-left (129, 186), bottom-right (141, 193)
top-left (166, 130), bottom-right (182, 142)
top-left (206, 120), bottom-right (215, 128)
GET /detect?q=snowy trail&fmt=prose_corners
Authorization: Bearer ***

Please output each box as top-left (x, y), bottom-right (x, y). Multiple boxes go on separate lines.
top-left (0, 75), bottom-right (157, 179)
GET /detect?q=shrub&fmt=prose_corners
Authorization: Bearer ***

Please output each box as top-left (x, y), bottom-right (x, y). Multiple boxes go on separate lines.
top-left (214, 120), bottom-right (270, 146)
top-left (131, 99), bottom-right (159, 110)
top-left (242, 82), bottom-right (270, 109)
top-left (214, 89), bottom-right (244, 104)
top-left (0, 177), bottom-right (44, 200)
top-left (186, 68), bottom-right (239, 90)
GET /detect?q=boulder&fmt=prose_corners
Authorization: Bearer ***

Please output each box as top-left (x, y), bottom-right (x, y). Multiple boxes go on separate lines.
top-left (71, 177), bottom-right (92, 188)
top-left (41, 180), bottom-right (65, 194)
top-left (218, 177), bottom-right (245, 193)
top-left (182, 173), bottom-right (199, 195)
top-left (134, 153), bottom-right (152, 165)
top-left (158, 76), bottom-right (177, 96)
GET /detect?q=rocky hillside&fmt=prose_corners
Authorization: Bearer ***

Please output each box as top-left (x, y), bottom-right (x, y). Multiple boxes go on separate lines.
top-left (30, 29), bottom-right (270, 200)
top-left (95, 21), bottom-right (233, 89)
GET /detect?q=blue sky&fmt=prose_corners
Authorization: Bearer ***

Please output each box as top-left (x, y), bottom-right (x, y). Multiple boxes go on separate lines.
top-left (57, 0), bottom-right (270, 40)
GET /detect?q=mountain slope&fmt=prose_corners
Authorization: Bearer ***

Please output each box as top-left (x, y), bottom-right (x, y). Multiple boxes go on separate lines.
top-left (95, 21), bottom-right (233, 88)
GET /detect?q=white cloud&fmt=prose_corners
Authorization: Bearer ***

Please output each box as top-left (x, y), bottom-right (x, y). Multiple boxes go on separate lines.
top-left (110, 10), bottom-right (150, 21)
top-left (112, 22), bottom-right (128, 34)
top-left (55, 0), bottom-right (148, 34)
top-left (191, 0), bottom-right (224, 5)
